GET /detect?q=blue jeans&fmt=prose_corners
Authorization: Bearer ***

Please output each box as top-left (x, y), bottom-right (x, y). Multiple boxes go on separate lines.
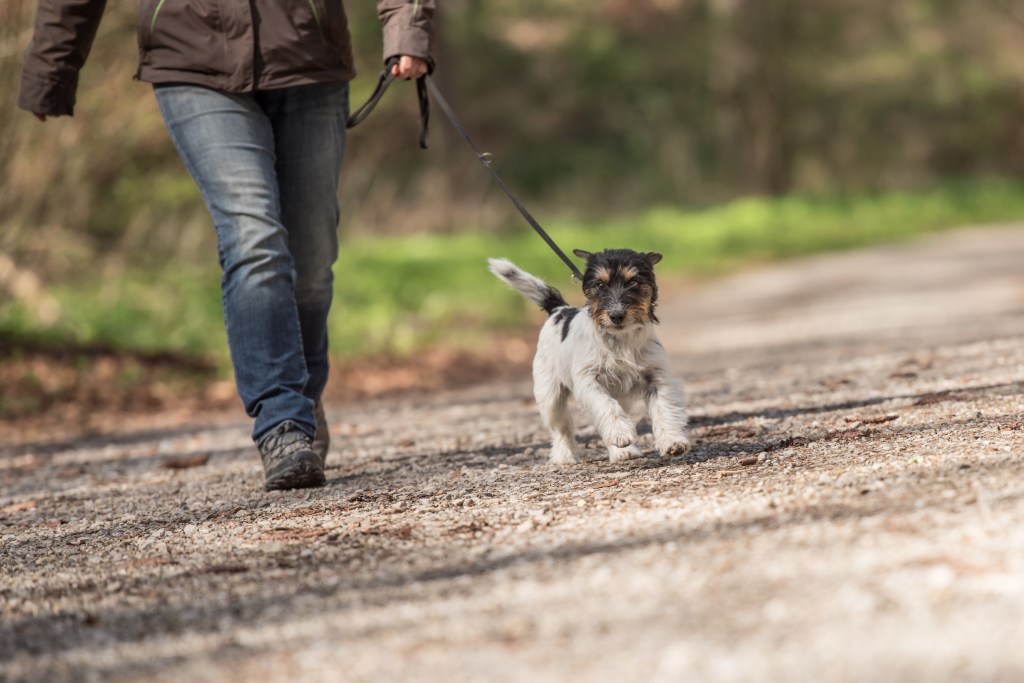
top-left (155, 82), bottom-right (348, 443)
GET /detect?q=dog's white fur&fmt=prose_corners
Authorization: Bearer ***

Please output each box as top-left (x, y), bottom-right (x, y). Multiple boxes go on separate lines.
top-left (489, 257), bottom-right (690, 464)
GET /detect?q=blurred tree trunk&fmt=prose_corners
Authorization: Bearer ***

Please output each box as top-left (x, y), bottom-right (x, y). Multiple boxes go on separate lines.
top-left (1, 0), bottom-right (27, 206)
top-left (740, 0), bottom-right (796, 196)
top-left (432, 0), bottom-right (463, 175)
top-left (1, 0), bottom-right (30, 296)
top-left (428, 0), bottom-right (492, 231)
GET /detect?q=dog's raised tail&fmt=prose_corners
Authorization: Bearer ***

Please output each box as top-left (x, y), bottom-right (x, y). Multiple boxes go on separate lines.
top-left (488, 258), bottom-right (569, 315)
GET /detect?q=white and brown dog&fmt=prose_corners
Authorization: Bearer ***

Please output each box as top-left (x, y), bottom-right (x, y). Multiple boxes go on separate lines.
top-left (489, 249), bottom-right (690, 464)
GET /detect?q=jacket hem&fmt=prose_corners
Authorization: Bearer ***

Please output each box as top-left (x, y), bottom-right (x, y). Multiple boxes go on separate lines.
top-left (136, 66), bottom-right (356, 92)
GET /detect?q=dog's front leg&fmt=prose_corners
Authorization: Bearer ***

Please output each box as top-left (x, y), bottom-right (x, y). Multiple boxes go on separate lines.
top-left (574, 375), bottom-right (637, 450)
top-left (535, 381), bottom-right (581, 465)
top-left (644, 370), bottom-right (691, 456)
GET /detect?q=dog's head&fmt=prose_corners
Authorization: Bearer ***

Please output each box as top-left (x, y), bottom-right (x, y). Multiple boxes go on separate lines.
top-left (573, 248), bottom-right (662, 331)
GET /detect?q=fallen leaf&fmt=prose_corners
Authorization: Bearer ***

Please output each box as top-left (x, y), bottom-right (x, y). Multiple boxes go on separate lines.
top-left (2, 500), bottom-right (37, 513)
top-left (702, 425), bottom-right (758, 438)
top-left (844, 414), bottom-right (899, 425)
top-left (161, 454), bottom-right (210, 469)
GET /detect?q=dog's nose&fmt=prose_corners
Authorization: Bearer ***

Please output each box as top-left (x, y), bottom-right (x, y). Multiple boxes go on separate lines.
top-left (609, 311), bottom-right (626, 325)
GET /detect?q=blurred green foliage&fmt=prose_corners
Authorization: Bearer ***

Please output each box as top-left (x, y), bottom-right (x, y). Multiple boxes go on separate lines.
top-left (4, 0), bottom-right (1024, 363)
top-left (5, 179), bottom-right (1024, 363)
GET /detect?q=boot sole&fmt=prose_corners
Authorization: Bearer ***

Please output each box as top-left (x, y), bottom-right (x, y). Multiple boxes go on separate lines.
top-left (264, 456), bottom-right (327, 491)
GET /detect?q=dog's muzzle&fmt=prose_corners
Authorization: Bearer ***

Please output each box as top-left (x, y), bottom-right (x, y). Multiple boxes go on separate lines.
top-left (608, 309), bottom-right (627, 326)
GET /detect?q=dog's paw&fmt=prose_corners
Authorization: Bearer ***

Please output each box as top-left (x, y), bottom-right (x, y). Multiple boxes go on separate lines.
top-left (608, 444), bottom-right (643, 463)
top-left (659, 436), bottom-right (692, 456)
top-left (548, 445), bottom-right (580, 466)
top-left (604, 421), bottom-right (637, 448)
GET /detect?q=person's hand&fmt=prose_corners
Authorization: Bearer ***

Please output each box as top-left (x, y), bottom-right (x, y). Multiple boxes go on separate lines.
top-left (391, 55), bottom-right (428, 80)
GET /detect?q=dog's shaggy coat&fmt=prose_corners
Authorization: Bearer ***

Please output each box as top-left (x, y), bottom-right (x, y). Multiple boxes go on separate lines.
top-left (489, 249), bottom-right (690, 464)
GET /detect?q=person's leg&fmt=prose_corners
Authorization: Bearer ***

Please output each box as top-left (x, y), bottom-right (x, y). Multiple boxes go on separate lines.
top-left (259, 83), bottom-right (348, 406)
top-left (258, 83), bottom-right (348, 464)
top-left (153, 85), bottom-right (317, 444)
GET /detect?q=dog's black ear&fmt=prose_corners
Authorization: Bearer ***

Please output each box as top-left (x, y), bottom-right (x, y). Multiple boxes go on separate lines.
top-left (573, 249), bottom-right (594, 261)
top-left (646, 252), bottom-right (663, 266)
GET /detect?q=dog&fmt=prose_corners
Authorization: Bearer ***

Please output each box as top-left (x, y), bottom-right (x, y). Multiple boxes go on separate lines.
top-left (488, 248), bottom-right (690, 464)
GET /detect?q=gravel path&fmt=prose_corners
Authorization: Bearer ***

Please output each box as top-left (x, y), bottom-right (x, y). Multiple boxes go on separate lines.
top-left (4, 225), bottom-right (1024, 682)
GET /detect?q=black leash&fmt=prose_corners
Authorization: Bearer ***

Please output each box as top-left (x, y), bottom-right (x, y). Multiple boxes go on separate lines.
top-left (347, 60), bottom-right (584, 282)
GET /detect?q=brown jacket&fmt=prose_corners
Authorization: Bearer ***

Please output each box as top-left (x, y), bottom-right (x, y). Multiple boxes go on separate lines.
top-left (18, 0), bottom-right (435, 117)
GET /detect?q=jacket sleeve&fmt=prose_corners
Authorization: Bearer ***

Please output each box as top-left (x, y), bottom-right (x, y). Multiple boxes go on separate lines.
top-left (377, 0), bottom-right (435, 69)
top-left (18, 0), bottom-right (109, 117)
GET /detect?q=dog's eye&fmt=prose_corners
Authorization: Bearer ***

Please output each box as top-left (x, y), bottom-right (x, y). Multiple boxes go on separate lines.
top-left (625, 281), bottom-right (638, 288)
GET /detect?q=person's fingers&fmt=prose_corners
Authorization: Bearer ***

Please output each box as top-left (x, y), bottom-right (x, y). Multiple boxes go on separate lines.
top-left (397, 56), bottom-right (415, 79)
top-left (406, 56), bottom-right (427, 78)
top-left (391, 55), bottom-right (428, 80)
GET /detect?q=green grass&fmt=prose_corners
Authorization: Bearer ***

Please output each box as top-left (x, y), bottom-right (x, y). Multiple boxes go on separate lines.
top-left (4, 179), bottom-right (1024, 363)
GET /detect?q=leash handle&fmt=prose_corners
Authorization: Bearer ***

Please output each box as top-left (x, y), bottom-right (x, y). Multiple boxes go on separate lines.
top-left (347, 57), bottom-right (430, 150)
top-left (346, 57), bottom-right (397, 128)
top-left (423, 76), bottom-right (584, 282)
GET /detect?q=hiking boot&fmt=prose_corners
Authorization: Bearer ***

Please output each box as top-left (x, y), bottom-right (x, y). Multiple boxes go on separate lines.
top-left (311, 399), bottom-right (330, 468)
top-left (258, 421), bottom-right (326, 491)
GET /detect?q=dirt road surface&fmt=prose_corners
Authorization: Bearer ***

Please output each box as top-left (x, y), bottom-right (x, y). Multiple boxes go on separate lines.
top-left (4, 225), bottom-right (1024, 682)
